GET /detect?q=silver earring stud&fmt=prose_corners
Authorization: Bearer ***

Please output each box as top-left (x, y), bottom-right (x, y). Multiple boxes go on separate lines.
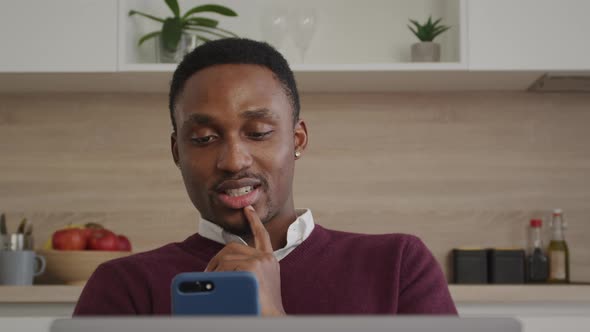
top-left (295, 151), bottom-right (301, 158)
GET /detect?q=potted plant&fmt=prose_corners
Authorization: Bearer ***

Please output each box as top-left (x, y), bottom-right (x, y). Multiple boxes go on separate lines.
top-left (129, 0), bottom-right (239, 63)
top-left (407, 16), bottom-right (450, 62)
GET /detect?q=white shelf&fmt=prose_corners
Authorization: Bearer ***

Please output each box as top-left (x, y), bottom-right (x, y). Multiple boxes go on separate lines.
top-left (293, 63), bottom-right (468, 72)
top-left (0, 69), bottom-right (544, 93)
top-left (120, 63), bottom-right (176, 72)
top-left (119, 0), bottom-right (466, 68)
top-left (120, 62), bottom-right (467, 73)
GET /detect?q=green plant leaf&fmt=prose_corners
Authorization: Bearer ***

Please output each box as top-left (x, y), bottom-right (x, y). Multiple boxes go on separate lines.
top-left (165, 0), bottom-right (180, 17)
top-left (161, 17), bottom-right (183, 52)
top-left (182, 4), bottom-right (238, 20)
top-left (408, 16), bottom-right (448, 41)
top-left (433, 25), bottom-right (449, 34)
top-left (184, 26), bottom-right (231, 39)
top-left (196, 35), bottom-right (212, 43)
top-left (432, 17), bottom-right (442, 27)
top-left (407, 24), bottom-right (419, 38)
top-left (137, 31), bottom-right (161, 46)
top-left (128, 10), bottom-right (164, 23)
top-left (184, 17), bottom-right (219, 28)
top-left (432, 26), bottom-right (451, 40)
top-left (204, 25), bottom-right (238, 37)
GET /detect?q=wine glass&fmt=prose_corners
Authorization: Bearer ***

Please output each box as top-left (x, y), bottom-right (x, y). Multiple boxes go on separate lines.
top-left (260, 6), bottom-right (290, 54)
top-left (290, 7), bottom-right (318, 63)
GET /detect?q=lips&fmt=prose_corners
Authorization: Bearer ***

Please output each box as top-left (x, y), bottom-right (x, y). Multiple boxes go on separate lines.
top-left (213, 178), bottom-right (263, 210)
top-left (215, 178), bottom-right (261, 192)
top-left (216, 186), bottom-right (261, 209)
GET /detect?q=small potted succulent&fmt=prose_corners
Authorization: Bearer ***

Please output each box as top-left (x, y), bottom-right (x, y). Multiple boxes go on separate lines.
top-left (407, 16), bottom-right (450, 62)
top-left (129, 0), bottom-right (239, 63)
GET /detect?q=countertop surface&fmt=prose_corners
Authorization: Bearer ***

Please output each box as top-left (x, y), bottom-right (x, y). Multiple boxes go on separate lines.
top-left (1, 285), bottom-right (590, 304)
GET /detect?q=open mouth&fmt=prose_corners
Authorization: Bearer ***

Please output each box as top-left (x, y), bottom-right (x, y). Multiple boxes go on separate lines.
top-left (215, 183), bottom-right (263, 209)
top-left (224, 185), bottom-right (260, 197)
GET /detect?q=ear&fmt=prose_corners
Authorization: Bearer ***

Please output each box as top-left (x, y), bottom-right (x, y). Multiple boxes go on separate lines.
top-left (171, 132), bottom-right (180, 168)
top-left (293, 119), bottom-right (308, 157)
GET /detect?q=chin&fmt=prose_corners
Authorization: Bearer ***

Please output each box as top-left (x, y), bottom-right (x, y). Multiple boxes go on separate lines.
top-left (224, 223), bottom-right (253, 237)
top-left (212, 208), bottom-right (252, 235)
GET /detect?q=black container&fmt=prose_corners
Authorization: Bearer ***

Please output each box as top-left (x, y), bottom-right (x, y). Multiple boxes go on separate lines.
top-left (452, 249), bottom-right (488, 284)
top-left (488, 249), bottom-right (525, 284)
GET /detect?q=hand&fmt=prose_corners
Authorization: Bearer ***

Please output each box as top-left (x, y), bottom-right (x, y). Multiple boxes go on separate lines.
top-left (205, 205), bottom-right (285, 316)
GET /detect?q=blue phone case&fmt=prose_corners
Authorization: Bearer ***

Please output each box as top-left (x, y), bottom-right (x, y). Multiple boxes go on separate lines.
top-left (171, 271), bottom-right (260, 316)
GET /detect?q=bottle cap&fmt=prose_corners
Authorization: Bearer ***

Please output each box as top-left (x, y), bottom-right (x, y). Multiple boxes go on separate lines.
top-left (553, 208), bottom-right (563, 215)
top-left (530, 219), bottom-right (543, 227)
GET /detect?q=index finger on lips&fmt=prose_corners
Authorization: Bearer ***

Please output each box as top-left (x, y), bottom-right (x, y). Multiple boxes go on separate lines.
top-left (243, 205), bottom-right (272, 253)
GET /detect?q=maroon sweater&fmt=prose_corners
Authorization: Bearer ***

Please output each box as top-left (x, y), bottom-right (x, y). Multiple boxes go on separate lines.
top-left (74, 225), bottom-right (456, 315)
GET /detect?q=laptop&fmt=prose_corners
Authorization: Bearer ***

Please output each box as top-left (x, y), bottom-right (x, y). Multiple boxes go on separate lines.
top-left (51, 316), bottom-right (521, 332)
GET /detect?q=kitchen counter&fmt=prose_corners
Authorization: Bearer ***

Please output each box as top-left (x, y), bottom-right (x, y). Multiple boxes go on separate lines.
top-left (0, 286), bottom-right (81, 303)
top-left (2, 285), bottom-right (590, 318)
top-left (1, 284), bottom-right (590, 304)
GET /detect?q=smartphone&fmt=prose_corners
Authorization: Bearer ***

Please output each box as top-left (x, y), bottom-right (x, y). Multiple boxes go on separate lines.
top-left (171, 271), bottom-right (260, 316)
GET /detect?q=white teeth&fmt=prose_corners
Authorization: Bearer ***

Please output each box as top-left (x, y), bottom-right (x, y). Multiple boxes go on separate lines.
top-left (225, 186), bottom-right (253, 197)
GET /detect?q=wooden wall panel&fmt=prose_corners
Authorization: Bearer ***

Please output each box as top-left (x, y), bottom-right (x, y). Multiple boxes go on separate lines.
top-left (1, 92), bottom-right (589, 281)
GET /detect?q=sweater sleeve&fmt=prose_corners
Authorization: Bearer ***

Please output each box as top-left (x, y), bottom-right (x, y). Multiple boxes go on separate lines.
top-left (73, 261), bottom-right (142, 315)
top-left (397, 237), bottom-right (457, 315)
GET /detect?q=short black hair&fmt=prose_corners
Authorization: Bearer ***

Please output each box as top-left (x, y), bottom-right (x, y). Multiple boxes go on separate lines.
top-left (168, 38), bottom-right (300, 132)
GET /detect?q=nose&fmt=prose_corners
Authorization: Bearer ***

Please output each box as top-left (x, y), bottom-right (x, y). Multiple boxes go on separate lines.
top-left (216, 138), bottom-right (252, 173)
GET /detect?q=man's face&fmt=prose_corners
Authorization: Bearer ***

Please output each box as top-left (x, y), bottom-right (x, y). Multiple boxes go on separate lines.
top-left (171, 64), bottom-right (306, 235)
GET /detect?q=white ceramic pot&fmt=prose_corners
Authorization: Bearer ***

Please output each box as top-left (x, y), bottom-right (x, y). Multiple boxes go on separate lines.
top-left (411, 42), bottom-right (441, 62)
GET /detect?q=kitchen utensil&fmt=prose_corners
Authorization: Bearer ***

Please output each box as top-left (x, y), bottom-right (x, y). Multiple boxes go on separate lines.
top-left (0, 213), bottom-right (6, 234)
top-left (16, 218), bottom-right (27, 233)
top-left (10, 233), bottom-right (25, 251)
top-left (25, 224), bottom-right (34, 250)
top-left (0, 213), bottom-right (7, 250)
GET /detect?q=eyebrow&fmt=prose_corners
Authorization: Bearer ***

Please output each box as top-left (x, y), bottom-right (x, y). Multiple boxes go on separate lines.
top-left (181, 108), bottom-right (278, 129)
top-left (184, 113), bottom-right (213, 126)
top-left (240, 108), bottom-right (279, 121)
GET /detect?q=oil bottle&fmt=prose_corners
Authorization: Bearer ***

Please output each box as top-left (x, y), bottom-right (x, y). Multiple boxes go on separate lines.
top-left (548, 209), bottom-right (570, 283)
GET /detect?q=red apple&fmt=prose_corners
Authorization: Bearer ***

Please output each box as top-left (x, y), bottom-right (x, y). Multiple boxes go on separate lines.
top-left (81, 228), bottom-right (94, 244)
top-left (52, 228), bottom-right (87, 250)
top-left (87, 229), bottom-right (118, 251)
top-left (116, 235), bottom-right (132, 251)
top-left (82, 223), bottom-right (104, 245)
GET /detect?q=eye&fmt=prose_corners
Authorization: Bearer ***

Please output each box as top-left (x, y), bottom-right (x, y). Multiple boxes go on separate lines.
top-left (247, 130), bottom-right (274, 140)
top-left (191, 135), bottom-right (218, 145)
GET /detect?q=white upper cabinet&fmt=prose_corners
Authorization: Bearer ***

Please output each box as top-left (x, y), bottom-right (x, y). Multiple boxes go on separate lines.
top-left (0, 0), bottom-right (118, 72)
top-left (468, 0), bottom-right (590, 70)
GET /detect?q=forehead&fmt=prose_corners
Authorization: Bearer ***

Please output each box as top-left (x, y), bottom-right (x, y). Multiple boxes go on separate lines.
top-left (176, 64), bottom-right (291, 123)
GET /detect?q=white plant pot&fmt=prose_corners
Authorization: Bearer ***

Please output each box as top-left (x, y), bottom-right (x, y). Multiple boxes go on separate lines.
top-left (411, 42), bottom-right (441, 62)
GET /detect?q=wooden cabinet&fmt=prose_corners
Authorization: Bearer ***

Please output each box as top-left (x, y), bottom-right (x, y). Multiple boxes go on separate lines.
top-left (0, 0), bottom-right (118, 72)
top-left (467, 0), bottom-right (590, 70)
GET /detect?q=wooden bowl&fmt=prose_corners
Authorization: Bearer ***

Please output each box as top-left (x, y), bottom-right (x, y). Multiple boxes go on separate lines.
top-left (35, 249), bottom-right (132, 285)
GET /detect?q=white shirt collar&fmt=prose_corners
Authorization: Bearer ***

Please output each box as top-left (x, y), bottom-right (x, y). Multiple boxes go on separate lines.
top-left (198, 209), bottom-right (315, 261)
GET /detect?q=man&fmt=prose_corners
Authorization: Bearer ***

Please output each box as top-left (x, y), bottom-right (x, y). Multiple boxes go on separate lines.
top-left (74, 38), bottom-right (456, 316)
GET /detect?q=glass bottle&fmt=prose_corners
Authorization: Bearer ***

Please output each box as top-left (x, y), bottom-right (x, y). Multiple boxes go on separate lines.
top-left (526, 219), bottom-right (548, 283)
top-left (548, 209), bottom-right (570, 283)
